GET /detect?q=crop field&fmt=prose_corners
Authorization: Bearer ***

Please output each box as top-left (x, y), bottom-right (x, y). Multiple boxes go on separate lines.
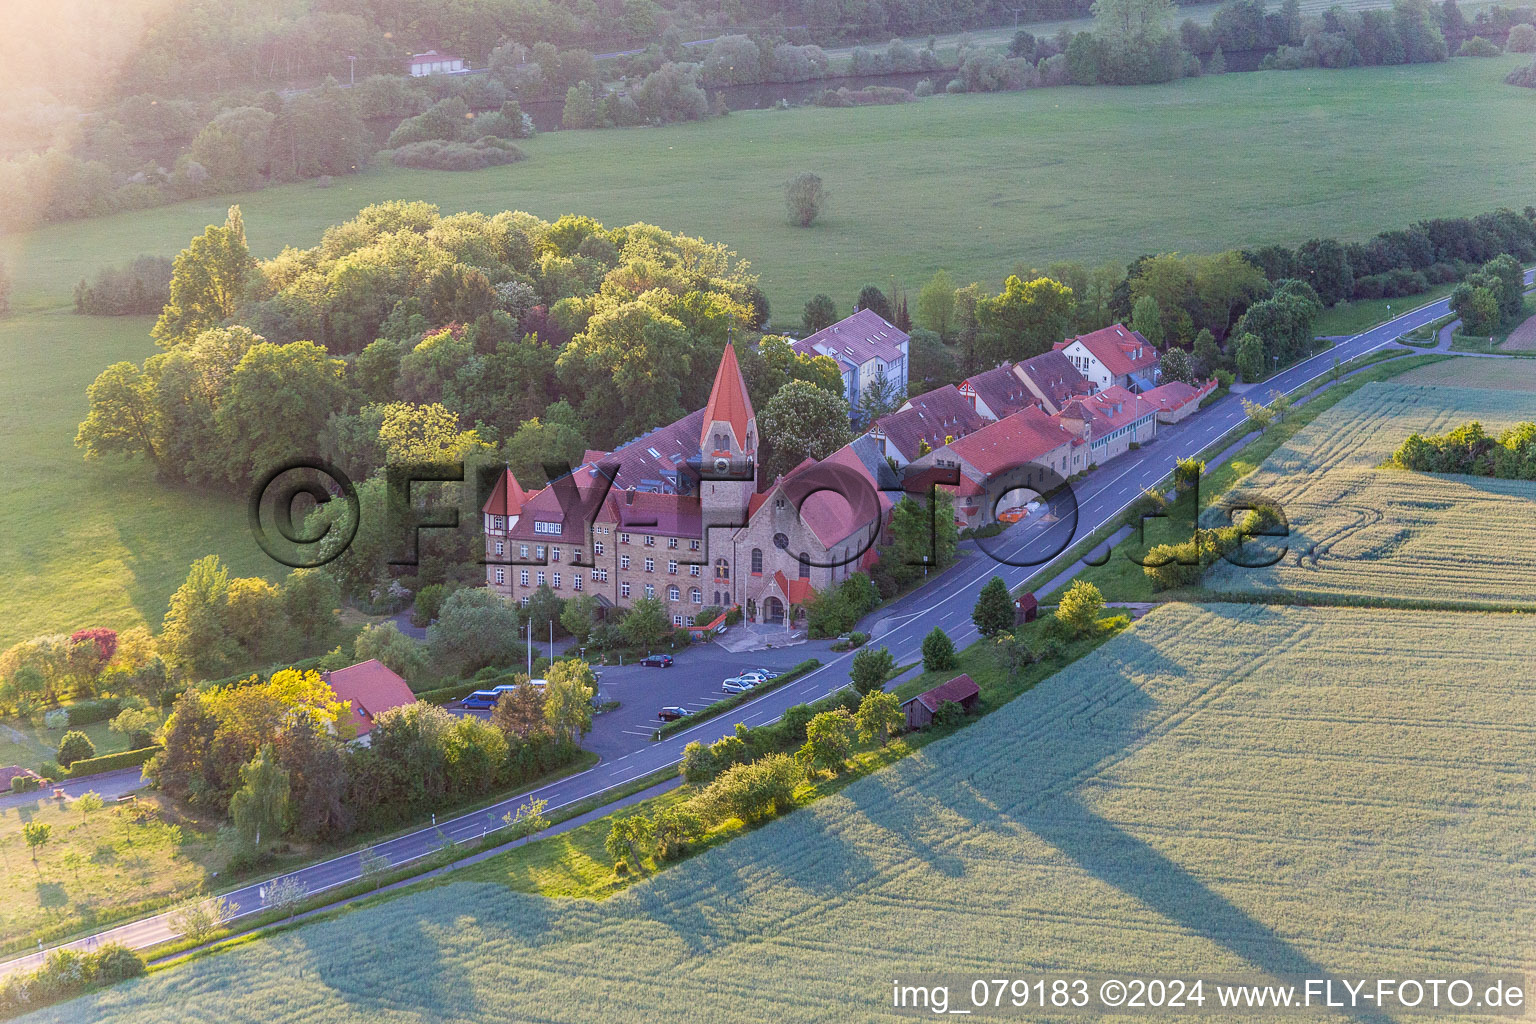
top-left (1203, 381), bottom-right (1536, 607)
top-left (1394, 355), bottom-right (1536, 391)
top-left (23, 603), bottom-right (1536, 1023)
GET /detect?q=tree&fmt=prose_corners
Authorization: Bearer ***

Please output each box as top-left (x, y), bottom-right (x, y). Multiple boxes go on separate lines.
top-left (1173, 456), bottom-right (1205, 493)
top-left (785, 172), bottom-right (826, 227)
top-left (915, 270), bottom-right (956, 338)
top-left (543, 659), bottom-right (596, 743)
top-left (975, 275), bottom-right (1076, 364)
top-left (169, 895), bottom-right (235, 944)
top-left (259, 874), bottom-right (309, 918)
top-left (972, 576), bottom-right (1015, 637)
top-left (606, 814), bottom-right (654, 873)
top-left (757, 379), bottom-right (854, 482)
top-left (428, 588), bottom-right (522, 675)
top-left (855, 285), bottom-right (893, 320)
top-left (1192, 328), bottom-right (1222, 375)
top-left (1241, 396), bottom-right (1275, 432)
top-left (1295, 238), bottom-right (1354, 306)
top-left (799, 707), bottom-right (857, 775)
top-left (890, 494), bottom-right (959, 571)
top-left (75, 361), bottom-right (162, 466)
top-left (561, 81), bottom-right (604, 129)
top-left (850, 645), bottom-right (896, 696)
top-left (1206, 43), bottom-right (1227, 72)
top-left (802, 294), bottom-right (839, 333)
top-left (651, 805), bottom-right (705, 860)
top-left (1131, 294), bottom-right (1164, 346)
top-left (358, 847), bottom-right (391, 889)
top-left (229, 744), bottom-right (291, 852)
top-left (75, 791), bottom-right (104, 818)
top-left (281, 569), bottom-right (340, 649)
top-left (491, 682), bottom-right (549, 740)
top-left (217, 341), bottom-right (348, 482)
top-left (152, 206), bottom-right (252, 347)
top-left (1056, 579), bottom-right (1105, 638)
top-left (353, 622), bottom-right (429, 684)
top-left (224, 577), bottom-right (288, 666)
top-left (1234, 332), bottom-right (1266, 382)
top-left (160, 555), bottom-right (238, 679)
top-left (921, 627), bottom-right (958, 671)
top-left (524, 584), bottom-right (564, 643)
top-left (560, 594), bottom-right (600, 645)
top-left (620, 597), bottom-right (670, 650)
top-left (23, 821), bottom-right (51, 868)
top-left (855, 689), bottom-right (904, 745)
top-left (56, 730), bottom-right (96, 768)
top-left (1160, 346), bottom-right (1199, 385)
top-left (858, 368), bottom-right (905, 423)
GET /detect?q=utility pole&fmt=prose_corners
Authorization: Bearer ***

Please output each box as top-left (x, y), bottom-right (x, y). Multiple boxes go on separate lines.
top-left (347, 55), bottom-right (356, 86)
top-left (527, 616), bottom-right (533, 677)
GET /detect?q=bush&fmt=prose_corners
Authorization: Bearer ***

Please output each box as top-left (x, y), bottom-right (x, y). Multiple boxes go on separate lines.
top-left (390, 137), bottom-right (526, 171)
top-left (785, 171), bottom-right (826, 228)
top-left (1457, 36), bottom-right (1501, 56)
top-left (921, 627), bottom-right (957, 671)
top-left (1055, 579), bottom-right (1105, 637)
top-left (0, 944), bottom-right (145, 1016)
top-left (10, 774), bottom-right (40, 793)
top-left (913, 78), bottom-right (935, 96)
top-left (693, 753), bottom-right (803, 824)
top-left (64, 744), bottom-right (161, 778)
top-left (1508, 23), bottom-right (1536, 52)
top-left (66, 697), bottom-right (123, 727)
top-left (56, 730), bottom-right (96, 768)
top-left (43, 709), bottom-right (68, 730)
top-left (74, 256), bottom-right (174, 315)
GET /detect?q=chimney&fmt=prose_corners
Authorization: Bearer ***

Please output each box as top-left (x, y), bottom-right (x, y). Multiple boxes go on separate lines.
top-left (625, 487), bottom-right (635, 505)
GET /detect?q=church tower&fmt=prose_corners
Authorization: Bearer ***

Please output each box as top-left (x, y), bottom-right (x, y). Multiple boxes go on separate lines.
top-left (698, 345), bottom-right (757, 605)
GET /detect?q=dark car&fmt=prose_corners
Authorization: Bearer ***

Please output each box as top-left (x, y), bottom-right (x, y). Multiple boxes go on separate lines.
top-left (657, 706), bottom-right (691, 721)
top-left (640, 653), bottom-right (674, 667)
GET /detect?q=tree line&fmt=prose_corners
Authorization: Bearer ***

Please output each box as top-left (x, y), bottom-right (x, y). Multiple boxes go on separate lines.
top-left (1392, 419), bottom-right (1536, 478)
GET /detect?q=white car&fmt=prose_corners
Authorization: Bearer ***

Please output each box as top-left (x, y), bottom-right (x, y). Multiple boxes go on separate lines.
top-left (739, 668), bottom-right (777, 683)
top-left (721, 676), bottom-right (758, 693)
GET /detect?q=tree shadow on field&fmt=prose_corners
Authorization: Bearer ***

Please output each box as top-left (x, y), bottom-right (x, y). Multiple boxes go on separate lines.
top-left (1007, 628), bottom-right (1395, 1024)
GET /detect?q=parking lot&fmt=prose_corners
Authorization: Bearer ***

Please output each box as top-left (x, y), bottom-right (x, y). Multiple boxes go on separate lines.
top-left (453, 638), bottom-right (830, 760)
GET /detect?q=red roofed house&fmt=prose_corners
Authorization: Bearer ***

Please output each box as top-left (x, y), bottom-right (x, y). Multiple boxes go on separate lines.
top-left (958, 362), bottom-right (1036, 421)
top-left (871, 385), bottom-right (989, 466)
top-left (325, 660), bottom-right (417, 744)
top-left (1013, 350), bottom-right (1096, 414)
top-left (1140, 379), bottom-right (1218, 424)
top-left (1053, 385), bottom-right (1159, 466)
top-left (903, 406), bottom-right (1082, 526)
top-left (1055, 324), bottom-right (1161, 393)
top-left (900, 673), bottom-right (981, 730)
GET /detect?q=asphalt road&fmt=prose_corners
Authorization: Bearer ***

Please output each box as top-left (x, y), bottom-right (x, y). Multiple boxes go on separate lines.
top-left (3, 281), bottom-right (1518, 977)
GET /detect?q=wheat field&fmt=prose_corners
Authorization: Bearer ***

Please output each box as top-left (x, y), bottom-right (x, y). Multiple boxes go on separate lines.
top-left (1204, 381), bottom-right (1536, 607)
top-left (20, 604), bottom-right (1536, 1024)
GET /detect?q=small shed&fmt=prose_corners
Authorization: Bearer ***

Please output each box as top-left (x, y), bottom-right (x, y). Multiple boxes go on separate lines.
top-left (1014, 591), bottom-right (1038, 624)
top-left (900, 674), bottom-right (981, 731)
top-left (408, 50), bottom-right (466, 77)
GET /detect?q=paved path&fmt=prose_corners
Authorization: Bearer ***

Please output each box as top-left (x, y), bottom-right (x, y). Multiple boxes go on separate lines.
top-left (0, 768), bottom-right (145, 813)
top-left (3, 272), bottom-right (1527, 978)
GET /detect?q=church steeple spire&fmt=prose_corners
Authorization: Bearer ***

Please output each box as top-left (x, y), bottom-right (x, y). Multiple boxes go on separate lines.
top-left (700, 344), bottom-right (756, 455)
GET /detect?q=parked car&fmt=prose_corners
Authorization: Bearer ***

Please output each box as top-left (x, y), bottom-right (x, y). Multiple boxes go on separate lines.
top-left (460, 690), bottom-right (502, 709)
top-left (721, 676), bottom-right (758, 693)
top-left (749, 667), bottom-right (780, 680)
top-left (738, 669), bottom-right (776, 684)
top-left (640, 653), bottom-right (674, 667)
top-left (657, 706), bottom-right (691, 722)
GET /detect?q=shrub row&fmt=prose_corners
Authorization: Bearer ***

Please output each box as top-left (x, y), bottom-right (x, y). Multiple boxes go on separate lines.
top-left (390, 137), bottom-right (526, 171)
top-left (655, 659), bottom-right (821, 740)
top-left (65, 745), bottom-right (162, 779)
top-left (0, 944), bottom-right (145, 1017)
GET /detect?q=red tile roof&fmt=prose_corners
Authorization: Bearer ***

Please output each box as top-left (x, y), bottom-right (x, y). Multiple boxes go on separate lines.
top-left (903, 673), bottom-right (980, 712)
top-left (1014, 350), bottom-right (1093, 410)
top-left (1056, 324), bottom-right (1159, 377)
top-left (699, 344), bottom-right (755, 452)
top-left (481, 467), bottom-right (531, 517)
top-left (961, 364), bottom-right (1035, 419)
top-left (791, 308), bottom-right (908, 371)
top-left (1054, 385), bottom-right (1157, 434)
top-left (773, 569), bottom-right (815, 606)
top-left (1140, 379), bottom-right (1216, 413)
top-left (944, 406), bottom-right (1075, 477)
top-left (777, 451), bottom-right (885, 549)
top-left (875, 385), bottom-right (989, 461)
top-left (326, 660), bottom-right (417, 737)
top-left (600, 488), bottom-right (704, 538)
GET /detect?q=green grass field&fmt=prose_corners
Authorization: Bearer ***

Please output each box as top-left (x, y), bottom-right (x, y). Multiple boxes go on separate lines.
top-left (26, 603), bottom-right (1536, 1023)
top-left (0, 57), bottom-right (1532, 645)
top-left (1203, 380), bottom-right (1536, 607)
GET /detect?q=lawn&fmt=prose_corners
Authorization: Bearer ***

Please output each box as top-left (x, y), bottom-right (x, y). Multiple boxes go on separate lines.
top-left (1202, 380), bottom-right (1536, 607)
top-left (0, 310), bottom-right (279, 649)
top-left (0, 793), bottom-right (222, 957)
top-left (0, 714), bottom-right (152, 772)
top-left (25, 603), bottom-right (1536, 1023)
top-left (3, 57), bottom-right (1533, 644)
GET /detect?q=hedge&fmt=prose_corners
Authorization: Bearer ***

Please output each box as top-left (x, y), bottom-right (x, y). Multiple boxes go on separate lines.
top-left (64, 697), bottom-right (122, 727)
top-left (64, 745), bottom-right (161, 779)
top-left (415, 681), bottom-right (483, 706)
top-left (656, 659), bottom-right (821, 739)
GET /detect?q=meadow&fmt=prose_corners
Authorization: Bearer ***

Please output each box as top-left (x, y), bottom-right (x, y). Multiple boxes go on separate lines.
top-left (1, 57), bottom-right (1532, 644)
top-left (1203, 380), bottom-right (1536, 607)
top-left (20, 603), bottom-right (1536, 1023)
top-left (1395, 353), bottom-right (1536, 389)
